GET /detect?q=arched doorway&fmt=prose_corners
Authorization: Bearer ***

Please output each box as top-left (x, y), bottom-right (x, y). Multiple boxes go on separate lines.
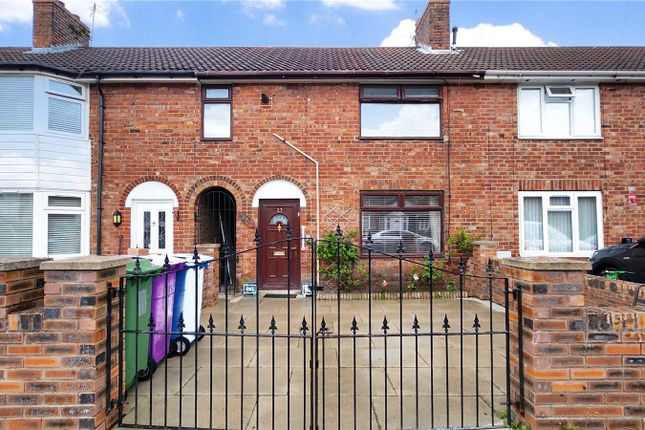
top-left (195, 187), bottom-right (236, 290)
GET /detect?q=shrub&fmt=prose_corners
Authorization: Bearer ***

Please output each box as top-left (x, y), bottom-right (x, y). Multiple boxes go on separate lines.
top-left (317, 230), bottom-right (365, 290)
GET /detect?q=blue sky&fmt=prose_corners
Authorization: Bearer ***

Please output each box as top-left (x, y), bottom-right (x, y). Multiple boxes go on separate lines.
top-left (0, 0), bottom-right (644, 48)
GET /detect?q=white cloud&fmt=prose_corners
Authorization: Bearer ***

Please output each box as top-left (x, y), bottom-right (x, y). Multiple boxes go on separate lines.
top-left (243, 0), bottom-right (284, 10)
top-left (380, 18), bottom-right (415, 47)
top-left (262, 13), bottom-right (286, 26)
top-left (0, 1), bottom-right (32, 31)
top-left (457, 23), bottom-right (556, 47)
top-left (380, 19), bottom-right (557, 47)
top-left (308, 13), bottom-right (345, 26)
top-left (322, 0), bottom-right (397, 12)
top-left (176, 9), bottom-right (185, 21)
top-left (0, 0), bottom-right (129, 31)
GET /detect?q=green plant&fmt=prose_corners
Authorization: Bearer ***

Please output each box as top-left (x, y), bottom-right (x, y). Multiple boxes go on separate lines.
top-left (317, 230), bottom-right (365, 291)
top-left (434, 293), bottom-right (444, 299)
top-left (422, 256), bottom-right (448, 286)
top-left (406, 267), bottom-right (422, 291)
top-left (498, 410), bottom-right (531, 430)
top-left (560, 426), bottom-right (581, 430)
top-left (447, 227), bottom-right (483, 256)
top-left (446, 277), bottom-right (457, 292)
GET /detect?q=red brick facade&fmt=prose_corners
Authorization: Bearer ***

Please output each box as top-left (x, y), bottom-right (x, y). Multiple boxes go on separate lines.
top-left (90, 82), bottom-right (644, 282)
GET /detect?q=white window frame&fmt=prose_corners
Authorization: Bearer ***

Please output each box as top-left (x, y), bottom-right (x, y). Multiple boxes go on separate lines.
top-left (518, 191), bottom-right (603, 258)
top-left (517, 84), bottom-right (601, 139)
top-left (29, 191), bottom-right (90, 258)
top-left (0, 74), bottom-right (88, 137)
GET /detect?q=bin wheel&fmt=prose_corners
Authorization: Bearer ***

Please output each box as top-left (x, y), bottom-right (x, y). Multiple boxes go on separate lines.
top-left (170, 336), bottom-right (191, 356)
top-left (197, 325), bottom-right (206, 341)
top-left (137, 357), bottom-right (157, 381)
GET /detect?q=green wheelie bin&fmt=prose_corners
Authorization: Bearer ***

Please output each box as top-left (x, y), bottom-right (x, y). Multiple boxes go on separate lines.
top-left (125, 258), bottom-right (163, 388)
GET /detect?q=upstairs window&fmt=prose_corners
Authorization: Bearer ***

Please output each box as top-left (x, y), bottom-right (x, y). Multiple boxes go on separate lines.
top-left (360, 85), bottom-right (441, 138)
top-left (519, 191), bottom-right (602, 257)
top-left (46, 79), bottom-right (84, 135)
top-left (518, 85), bottom-right (600, 139)
top-left (0, 76), bottom-right (34, 131)
top-left (361, 191), bottom-right (442, 255)
top-left (202, 86), bottom-right (232, 139)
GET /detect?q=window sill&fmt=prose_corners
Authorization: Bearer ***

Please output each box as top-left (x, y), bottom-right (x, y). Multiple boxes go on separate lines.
top-left (517, 136), bottom-right (603, 141)
top-left (360, 251), bottom-right (444, 260)
top-left (201, 138), bottom-right (233, 143)
top-left (358, 136), bottom-right (444, 141)
top-left (519, 251), bottom-right (596, 258)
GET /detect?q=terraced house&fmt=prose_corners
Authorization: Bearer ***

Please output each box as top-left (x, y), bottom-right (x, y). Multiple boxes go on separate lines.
top-left (0, 0), bottom-right (643, 291)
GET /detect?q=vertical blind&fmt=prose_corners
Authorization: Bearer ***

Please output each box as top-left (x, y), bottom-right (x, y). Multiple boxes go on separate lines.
top-left (0, 76), bottom-right (34, 131)
top-left (0, 193), bottom-right (33, 256)
top-left (48, 214), bottom-right (81, 255)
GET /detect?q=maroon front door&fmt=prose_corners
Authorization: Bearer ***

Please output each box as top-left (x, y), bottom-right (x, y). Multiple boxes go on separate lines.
top-left (258, 199), bottom-right (301, 290)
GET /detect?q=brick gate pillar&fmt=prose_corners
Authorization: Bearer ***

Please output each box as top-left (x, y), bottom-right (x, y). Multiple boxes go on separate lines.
top-left (0, 256), bottom-right (129, 430)
top-left (497, 257), bottom-right (645, 430)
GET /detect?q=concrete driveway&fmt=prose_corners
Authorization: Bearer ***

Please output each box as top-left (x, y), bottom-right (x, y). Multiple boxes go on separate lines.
top-left (119, 296), bottom-right (507, 429)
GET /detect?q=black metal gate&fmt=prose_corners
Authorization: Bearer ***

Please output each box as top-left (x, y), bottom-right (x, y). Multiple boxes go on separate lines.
top-left (108, 226), bottom-right (523, 429)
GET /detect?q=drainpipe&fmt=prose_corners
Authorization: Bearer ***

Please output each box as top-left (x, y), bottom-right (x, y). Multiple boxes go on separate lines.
top-left (95, 75), bottom-right (105, 255)
top-left (272, 133), bottom-right (320, 283)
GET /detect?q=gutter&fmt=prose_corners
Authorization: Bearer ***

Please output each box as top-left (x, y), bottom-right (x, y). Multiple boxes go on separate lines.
top-left (484, 70), bottom-right (645, 82)
top-left (95, 75), bottom-right (105, 255)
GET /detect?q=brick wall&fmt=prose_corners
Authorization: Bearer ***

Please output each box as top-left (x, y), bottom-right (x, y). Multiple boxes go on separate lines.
top-left (497, 257), bottom-right (645, 430)
top-left (0, 256), bottom-right (128, 430)
top-left (415, 0), bottom-right (451, 49)
top-left (89, 82), bottom-right (645, 284)
top-left (32, 0), bottom-right (90, 48)
top-left (0, 258), bottom-right (49, 332)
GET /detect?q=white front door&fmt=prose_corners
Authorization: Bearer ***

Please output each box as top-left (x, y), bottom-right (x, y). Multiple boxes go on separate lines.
top-left (132, 203), bottom-right (173, 255)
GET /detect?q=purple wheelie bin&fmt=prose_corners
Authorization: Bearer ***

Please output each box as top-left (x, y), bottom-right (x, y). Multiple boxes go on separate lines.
top-left (145, 255), bottom-right (186, 364)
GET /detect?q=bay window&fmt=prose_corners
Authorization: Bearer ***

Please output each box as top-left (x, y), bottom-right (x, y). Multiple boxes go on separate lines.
top-left (360, 85), bottom-right (441, 138)
top-left (518, 85), bottom-right (600, 139)
top-left (361, 191), bottom-right (442, 255)
top-left (519, 191), bottom-right (602, 257)
top-left (0, 193), bottom-right (34, 256)
top-left (0, 192), bottom-right (88, 258)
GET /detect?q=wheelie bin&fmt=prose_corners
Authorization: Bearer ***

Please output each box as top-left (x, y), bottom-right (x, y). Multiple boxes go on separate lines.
top-left (124, 258), bottom-right (163, 387)
top-left (169, 252), bottom-right (215, 355)
top-left (144, 255), bottom-right (186, 366)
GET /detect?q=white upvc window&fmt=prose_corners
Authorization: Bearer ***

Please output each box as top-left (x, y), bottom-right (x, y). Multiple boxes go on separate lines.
top-left (0, 74), bottom-right (88, 137)
top-left (0, 191), bottom-right (89, 258)
top-left (518, 85), bottom-right (601, 139)
top-left (519, 191), bottom-right (603, 257)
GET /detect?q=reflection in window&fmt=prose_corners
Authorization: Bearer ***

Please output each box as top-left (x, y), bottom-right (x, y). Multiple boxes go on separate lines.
top-left (361, 191), bottom-right (442, 254)
top-left (158, 211), bottom-right (166, 249)
top-left (269, 213), bottom-right (289, 226)
top-left (143, 211), bottom-right (151, 249)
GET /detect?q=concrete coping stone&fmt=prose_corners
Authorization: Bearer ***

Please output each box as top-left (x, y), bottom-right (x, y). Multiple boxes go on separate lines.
top-left (40, 255), bottom-right (131, 271)
top-left (196, 243), bottom-right (221, 248)
top-left (0, 257), bottom-right (52, 272)
top-left (502, 256), bottom-right (591, 271)
top-left (472, 240), bottom-right (498, 247)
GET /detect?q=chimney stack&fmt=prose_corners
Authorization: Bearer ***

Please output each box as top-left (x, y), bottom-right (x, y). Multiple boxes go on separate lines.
top-left (32, 0), bottom-right (90, 49)
top-left (415, 0), bottom-right (451, 50)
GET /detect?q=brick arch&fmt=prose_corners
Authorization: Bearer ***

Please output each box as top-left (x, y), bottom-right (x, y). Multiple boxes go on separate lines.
top-left (250, 175), bottom-right (311, 206)
top-left (186, 176), bottom-right (248, 212)
top-left (119, 176), bottom-right (181, 208)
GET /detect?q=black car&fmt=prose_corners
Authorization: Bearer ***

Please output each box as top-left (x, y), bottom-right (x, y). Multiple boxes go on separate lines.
top-left (590, 237), bottom-right (645, 283)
